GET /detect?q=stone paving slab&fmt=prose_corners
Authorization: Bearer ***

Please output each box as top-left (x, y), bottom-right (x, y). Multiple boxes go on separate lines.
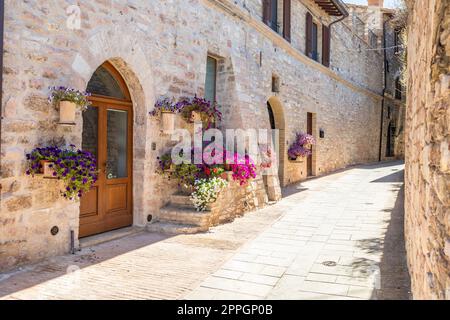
top-left (187, 161), bottom-right (411, 300)
top-left (0, 161), bottom-right (411, 300)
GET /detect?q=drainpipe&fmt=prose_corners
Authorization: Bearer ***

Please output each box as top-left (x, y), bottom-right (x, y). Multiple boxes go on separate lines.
top-left (329, 14), bottom-right (347, 29)
top-left (329, 1), bottom-right (349, 27)
top-left (378, 17), bottom-right (391, 161)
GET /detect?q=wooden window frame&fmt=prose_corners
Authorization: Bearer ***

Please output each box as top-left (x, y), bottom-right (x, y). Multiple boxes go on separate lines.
top-left (205, 55), bottom-right (218, 103)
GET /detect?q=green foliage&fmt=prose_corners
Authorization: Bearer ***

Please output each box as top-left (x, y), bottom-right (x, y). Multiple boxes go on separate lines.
top-left (190, 177), bottom-right (228, 211)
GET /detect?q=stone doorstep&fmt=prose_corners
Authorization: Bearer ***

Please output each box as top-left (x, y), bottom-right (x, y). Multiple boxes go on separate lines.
top-left (170, 192), bottom-right (192, 207)
top-left (79, 226), bottom-right (146, 249)
top-left (147, 222), bottom-right (209, 234)
top-left (159, 204), bottom-right (211, 227)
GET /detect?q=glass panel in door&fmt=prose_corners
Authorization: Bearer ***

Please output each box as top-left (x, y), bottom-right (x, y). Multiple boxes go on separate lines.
top-left (106, 109), bottom-right (128, 179)
top-left (82, 106), bottom-right (99, 160)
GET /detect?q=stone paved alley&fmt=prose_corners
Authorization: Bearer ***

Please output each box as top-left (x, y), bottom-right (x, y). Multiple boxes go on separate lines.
top-left (0, 161), bottom-right (411, 300)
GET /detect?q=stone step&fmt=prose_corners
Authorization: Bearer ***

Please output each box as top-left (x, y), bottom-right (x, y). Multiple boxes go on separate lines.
top-left (158, 204), bottom-right (211, 227)
top-left (170, 192), bottom-right (193, 208)
top-left (147, 222), bottom-right (209, 234)
top-left (79, 226), bottom-right (145, 249)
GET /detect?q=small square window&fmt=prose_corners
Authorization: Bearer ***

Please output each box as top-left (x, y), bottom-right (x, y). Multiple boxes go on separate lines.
top-left (272, 75), bottom-right (280, 93)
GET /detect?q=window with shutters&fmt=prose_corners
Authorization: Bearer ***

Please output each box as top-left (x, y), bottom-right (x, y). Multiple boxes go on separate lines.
top-left (306, 12), bottom-right (324, 63)
top-left (262, 0), bottom-right (292, 42)
top-left (283, 0), bottom-right (291, 42)
top-left (205, 56), bottom-right (217, 103)
top-left (262, 0), bottom-right (279, 32)
top-left (311, 22), bottom-right (318, 61)
top-left (322, 25), bottom-right (330, 67)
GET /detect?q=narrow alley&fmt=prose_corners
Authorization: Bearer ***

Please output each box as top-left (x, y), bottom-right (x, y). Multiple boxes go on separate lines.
top-left (0, 161), bottom-right (411, 300)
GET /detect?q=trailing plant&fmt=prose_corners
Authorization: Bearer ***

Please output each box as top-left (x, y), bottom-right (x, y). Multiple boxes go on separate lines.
top-left (191, 177), bottom-right (228, 211)
top-left (149, 96), bottom-right (184, 116)
top-left (48, 86), bottom-right (91, 111)
top-left (157, 153), bottom-right (174, 172)
top-left (179, 96), bottom-right (222, 129)
top-left (156, 152), bottom-right (200, 187)
top-left (200, 164), bottom-right (225, 178)
top-left (222, 152), bottom-right (257, 186)
top-left (173, 162), bottom-right (201, 187)
top-left (26, 145), bottom-right (98, 200)
top-left (288, 133), bottom-right (315, 160)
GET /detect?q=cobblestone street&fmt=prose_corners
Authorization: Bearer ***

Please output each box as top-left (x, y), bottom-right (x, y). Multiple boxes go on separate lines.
top-left (0, 161), bottom-right (411, 300)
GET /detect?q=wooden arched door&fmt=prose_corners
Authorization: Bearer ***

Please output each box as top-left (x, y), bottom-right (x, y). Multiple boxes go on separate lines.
top-left (79, 62), bottom-right (133, 238)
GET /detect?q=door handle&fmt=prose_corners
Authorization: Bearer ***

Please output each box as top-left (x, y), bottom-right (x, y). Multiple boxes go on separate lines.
top-left (103, 161), bottom-right (111, 174)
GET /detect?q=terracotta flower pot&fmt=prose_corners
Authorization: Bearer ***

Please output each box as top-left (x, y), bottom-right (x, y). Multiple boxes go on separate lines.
top-left (190, 110), bottom-right (202, 123)
top-left (40, 160), bottom-right (57, 178)
top-left (161, 111), bottom-right (176, 134)
top-left (223, 171), bottom-right (234, 182)
top-left (179, 183), bottom-right (195, 194)
top-left (59, 101), bottom-right (77, 125)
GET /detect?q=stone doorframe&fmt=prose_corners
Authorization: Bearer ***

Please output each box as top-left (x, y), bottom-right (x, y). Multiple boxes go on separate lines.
top-left (267, 96), bottom-right (287, 187)
top-left (70, 27), bottom-right (156, 230)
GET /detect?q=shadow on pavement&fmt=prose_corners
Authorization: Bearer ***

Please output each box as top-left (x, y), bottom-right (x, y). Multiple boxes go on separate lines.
top-left (352, 170), bottom-right (411, 299)
top-left (0, 232), bottom-right (172, 298)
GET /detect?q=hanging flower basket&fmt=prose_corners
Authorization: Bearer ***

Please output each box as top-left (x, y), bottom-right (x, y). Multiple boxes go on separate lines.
top-left (26, 145), bottom-right (98, 200)
top-left (189, 110), bottom-right (202, 123)
top-left (48, 86), bottom-right (91, 125)
top-left (287, 133), bottom-right (315, 162)
top-left (161, 111), bottom-right (176, 134)
top-left (40, 160), bottom-right (57, 179)
top-left (58, 101), bottom-right (77, 125)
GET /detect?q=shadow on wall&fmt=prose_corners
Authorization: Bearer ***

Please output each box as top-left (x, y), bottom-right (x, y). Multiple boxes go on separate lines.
top-left (352, 169), bottom-right (411, 300)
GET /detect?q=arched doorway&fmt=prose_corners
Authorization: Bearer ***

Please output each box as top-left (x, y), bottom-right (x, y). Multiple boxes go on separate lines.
top-left (385, 121), bottom-right (395, 158)
top-left (79, 61), bottom-right (133, 238)
top-left (267, 97), bottom-right (286, 186)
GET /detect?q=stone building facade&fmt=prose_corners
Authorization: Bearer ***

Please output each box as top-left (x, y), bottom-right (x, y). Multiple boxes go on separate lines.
top-left (346, 0), bottom-right (406, 161)
top-left (404, 0), bottom-right (450, 300)
top-left (1, 0), bottom-right (386, 271)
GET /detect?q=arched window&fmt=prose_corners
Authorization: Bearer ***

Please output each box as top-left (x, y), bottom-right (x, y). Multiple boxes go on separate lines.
top-left (87, 62), bottom-right (130, 101)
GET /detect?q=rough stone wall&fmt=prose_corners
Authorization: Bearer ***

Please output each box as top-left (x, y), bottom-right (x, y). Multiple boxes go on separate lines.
top-left (1, 0), bottom-right (383, 271)
top-left (210, 174), bottom-right (269, 225)
top-left (381, 19), bottom-right (406, 160)
top-left (404, 0), bottom-right (450, 300)
top-left (345, 3), bottom-right (406, 160)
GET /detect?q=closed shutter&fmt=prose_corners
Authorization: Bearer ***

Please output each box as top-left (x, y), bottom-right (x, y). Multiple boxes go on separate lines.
top-left (322, 25), bottom-right (330, 67)
top-left (263, 0), bottom-right (271, 26)
top-left (305, 12), bottom-right (313, 58)
top-left (283, 0), bottom-right (291, 42)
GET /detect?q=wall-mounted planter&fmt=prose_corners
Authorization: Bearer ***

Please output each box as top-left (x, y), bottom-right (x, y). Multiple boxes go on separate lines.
top-left (161, 111), bottom-right (176, 134)
top-left (189, 111), bottom-right (202, 123)
top-left (40, 160), bottom-right (57, 178)
top-left (58, 101), bottom-right (77, 125)
top-left (179, 183), bottom-right (195, 195)
top-left (222, 171), bottom-right (234, 182)
top-left (289, 157), bottom-right (305, 163)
